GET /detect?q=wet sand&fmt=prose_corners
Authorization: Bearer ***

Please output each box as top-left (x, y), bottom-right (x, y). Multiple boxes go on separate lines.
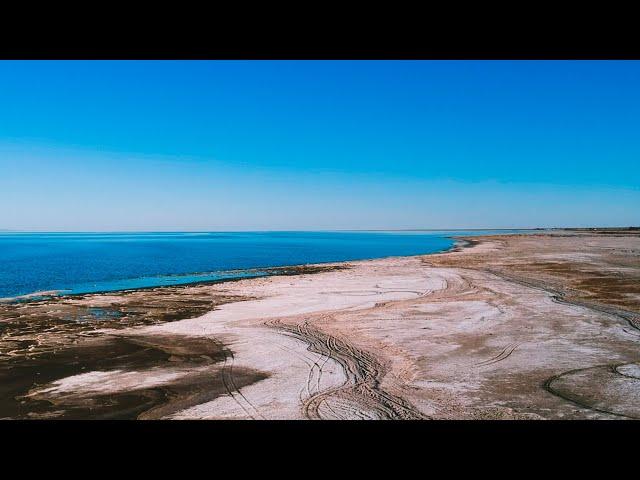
top-left (1, 231), bottom-right (639, 419)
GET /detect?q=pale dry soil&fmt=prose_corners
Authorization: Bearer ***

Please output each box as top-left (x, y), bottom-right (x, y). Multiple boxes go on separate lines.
top-left (4, 232), bottom-right (640, 419)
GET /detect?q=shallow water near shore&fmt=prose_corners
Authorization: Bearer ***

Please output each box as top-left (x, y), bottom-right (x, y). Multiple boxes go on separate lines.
top-left (0, 230), bottom-right (524, 300)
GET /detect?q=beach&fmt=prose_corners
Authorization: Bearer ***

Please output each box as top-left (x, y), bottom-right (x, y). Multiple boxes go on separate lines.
top-left (2, 230), bottom-right (639, 419)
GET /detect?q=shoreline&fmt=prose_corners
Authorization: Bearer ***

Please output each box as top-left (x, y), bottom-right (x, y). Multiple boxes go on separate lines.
top-left (2, 230), bottom-right (639, 419)
top-left (0, 264), bottom-right (349, 305)
top-left (1, 231), bottom-right (505, 304)
top-left (0, 239), bottom-right (462, 304)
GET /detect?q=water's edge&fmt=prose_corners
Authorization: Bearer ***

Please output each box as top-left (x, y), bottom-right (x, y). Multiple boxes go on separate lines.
top-left (0, 232), bottom-right (527, 303)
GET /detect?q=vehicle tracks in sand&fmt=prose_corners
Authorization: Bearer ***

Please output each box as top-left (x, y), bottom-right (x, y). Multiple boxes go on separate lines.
top-left (480, 268), bottom-right (640, 418)
top-left (274, 342), bottom-right (335, 414)
top-left (475, 343), bottom-right (521, 367)
top-left (265, 318), bottom-right (427, 420)
top-left (215, 339), bottom-right (266, 420)
top-left (543, 362), bottom-right (640, 419)
top-left (483, 269), bottom-right (640, 333)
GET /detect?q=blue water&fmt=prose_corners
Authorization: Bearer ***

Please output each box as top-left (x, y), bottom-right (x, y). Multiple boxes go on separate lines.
top-left (0, 230), bottom-right (524, 300)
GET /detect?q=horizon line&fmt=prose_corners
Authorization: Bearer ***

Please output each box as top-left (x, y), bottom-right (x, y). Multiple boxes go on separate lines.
top-left (2, 226), bottom-right (638, 234)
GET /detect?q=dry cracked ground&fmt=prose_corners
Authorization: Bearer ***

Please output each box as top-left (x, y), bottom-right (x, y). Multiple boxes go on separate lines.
top-left (1, 231), bottom-right (639, 419)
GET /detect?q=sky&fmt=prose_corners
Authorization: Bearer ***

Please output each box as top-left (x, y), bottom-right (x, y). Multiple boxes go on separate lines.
top-left (1, 60), bottom-right (638, 231)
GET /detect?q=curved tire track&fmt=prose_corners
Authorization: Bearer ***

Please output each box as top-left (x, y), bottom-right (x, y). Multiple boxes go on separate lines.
top-left (475, 343), bottom-right (520, 367)
top-left (480, 268), bottom-right (640, 417)
top-left (215, 339), bottom-right (265, 420)
top-left (543, 362), bottom-right (640, 419)
top-left (266, 319), bottom-right (427, 420)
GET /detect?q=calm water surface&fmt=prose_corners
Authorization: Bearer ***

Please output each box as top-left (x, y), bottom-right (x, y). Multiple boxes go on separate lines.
top-left (0, 231), bottom-right (524, 300)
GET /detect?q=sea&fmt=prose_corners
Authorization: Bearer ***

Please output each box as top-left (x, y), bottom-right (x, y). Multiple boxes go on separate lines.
top-left (0, 230), bottom-right (525, 300)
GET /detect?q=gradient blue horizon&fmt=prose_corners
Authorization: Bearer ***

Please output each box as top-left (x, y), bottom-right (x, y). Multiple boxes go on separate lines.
top-left (1, 60), bottom-right (638, 231)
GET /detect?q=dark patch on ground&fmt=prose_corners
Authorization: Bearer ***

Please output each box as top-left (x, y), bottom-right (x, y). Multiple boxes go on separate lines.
top-left (563, 227), bottom-right (640, 235)
top-left (0, 287), bottom-right (247, 361)
top-left (501, 261), bottom-right (640, 314)
top-left (0, 333), bottom-right (267, 419)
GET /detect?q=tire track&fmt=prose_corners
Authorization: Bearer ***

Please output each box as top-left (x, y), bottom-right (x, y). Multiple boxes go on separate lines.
top-left (274, 339), bottom-right (339, 419)
top-left (475, 343), bottom-right (520, 367)
top-left (542, 363), bottom-right (640, 419)
top-left (483, 268), bottom-right (640, 333)
top-left (266, 318), bottom-right (427, 420)
top-left (215, 339), bottom-right (265, 420)
top-left (274, 343), bottom-right (313, 404)
top-left (479, 268), bottom-right (640, 416)
top-left (614, 362), bottom-right (640, 380)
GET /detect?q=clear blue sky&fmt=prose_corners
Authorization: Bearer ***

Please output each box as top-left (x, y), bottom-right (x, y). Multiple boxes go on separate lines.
top-left (1, 60), bottom-right (638, 230)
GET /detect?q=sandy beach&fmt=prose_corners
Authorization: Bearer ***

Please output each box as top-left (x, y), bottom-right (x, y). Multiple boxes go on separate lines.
top-left (2, 230), bottom-right (639, 419)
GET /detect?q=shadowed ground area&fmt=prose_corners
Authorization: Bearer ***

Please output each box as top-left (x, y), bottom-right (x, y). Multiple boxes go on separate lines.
top-left (0, 333), bottom-right (269, 419)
